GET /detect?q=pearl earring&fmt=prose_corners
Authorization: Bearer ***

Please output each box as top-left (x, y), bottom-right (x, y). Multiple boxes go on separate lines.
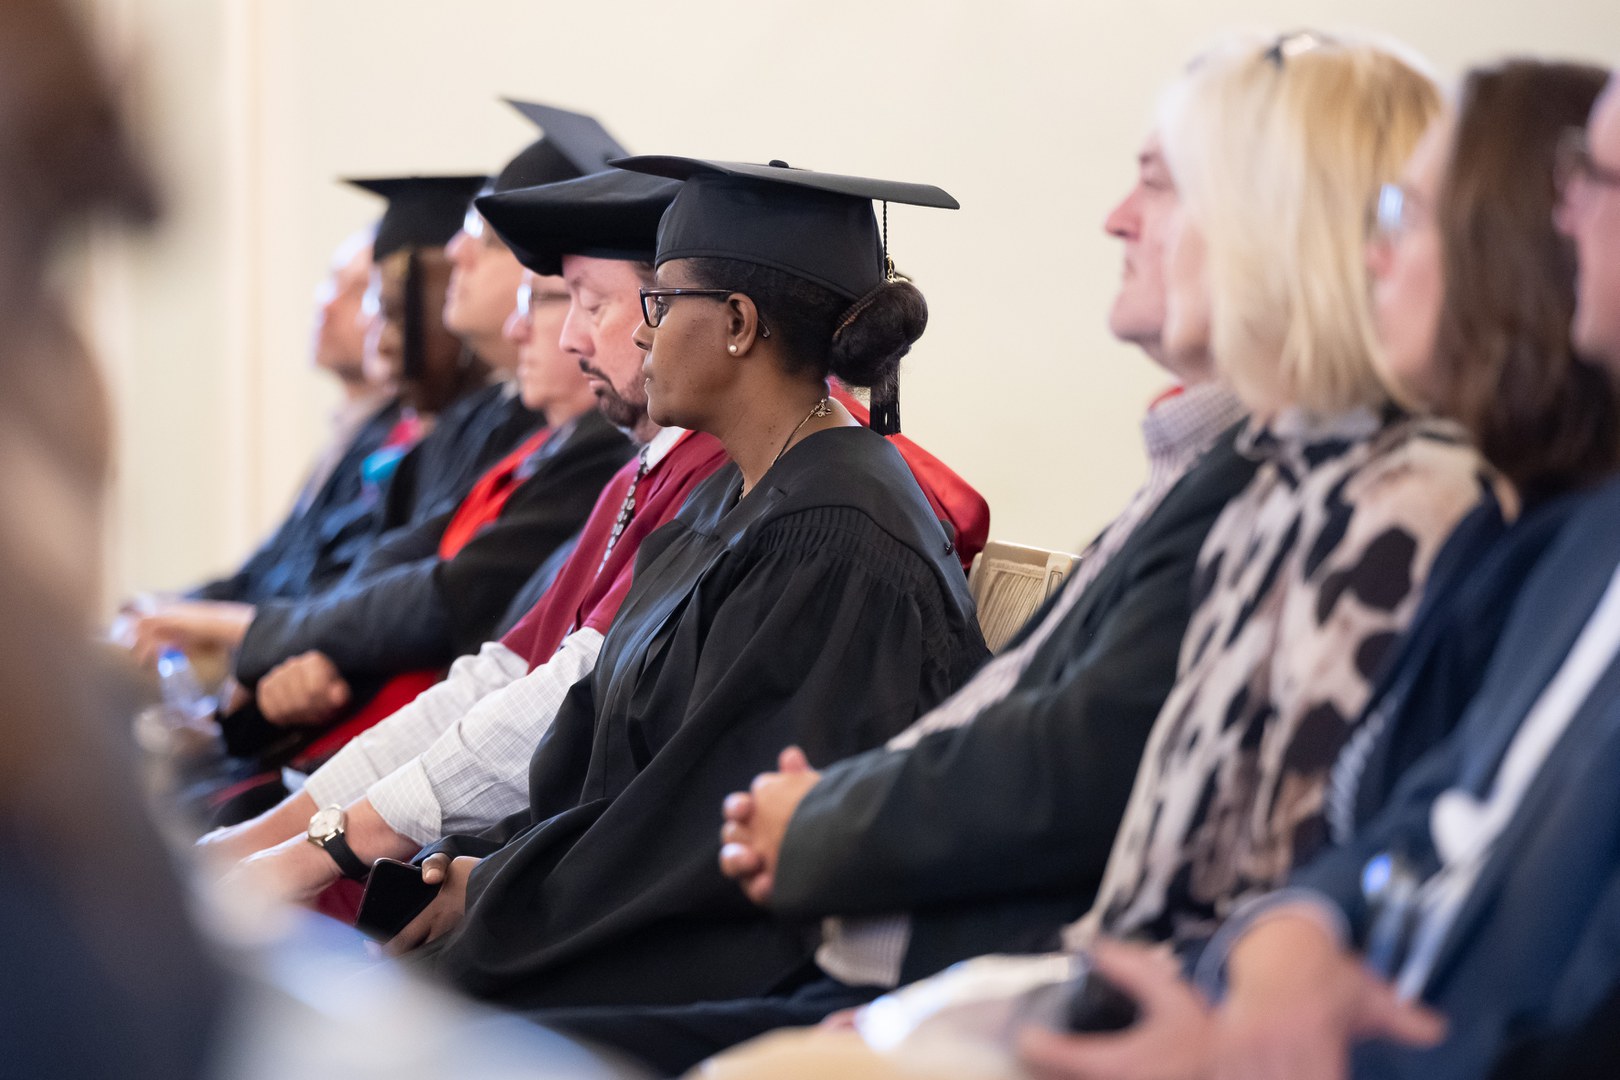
top-left (728, 344), bottom-right (738, 354)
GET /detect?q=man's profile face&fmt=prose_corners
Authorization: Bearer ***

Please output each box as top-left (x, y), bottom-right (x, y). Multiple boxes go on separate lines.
top-left (443, 209), bottom-right (526, 364)
top-left (313, 239), bottom-right (372, 379)
top-left (557, 254), bottom-right (650, 429)
top-left (1103, 134), bottom-right (1177, 358)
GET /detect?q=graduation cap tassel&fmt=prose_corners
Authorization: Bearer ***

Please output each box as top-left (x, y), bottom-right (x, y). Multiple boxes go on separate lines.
top-left (871, 202), bottom-right (904, 434)
top-left (870, 375), bottom-right (901, 436)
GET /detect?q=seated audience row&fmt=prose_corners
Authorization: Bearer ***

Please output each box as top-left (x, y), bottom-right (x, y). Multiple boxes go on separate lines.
top-left (102, 25), bottom-right (1620, 1080)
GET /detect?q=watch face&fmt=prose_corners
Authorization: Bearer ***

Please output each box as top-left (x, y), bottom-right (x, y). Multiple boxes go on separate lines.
top-left (308, 805), bottom-right (344, 841)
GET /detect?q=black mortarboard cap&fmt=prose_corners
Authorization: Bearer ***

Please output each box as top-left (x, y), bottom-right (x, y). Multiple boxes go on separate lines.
top-left (348, 175), bottom-right (488, 260)
top-left (476, 169), bottom-right (681, 276)
top-left (486, 98), bottom-right (625, 194)
top-left (609, 156), bottom-right (959, 300)
top-left (492, 99), bottom-right (629, 194)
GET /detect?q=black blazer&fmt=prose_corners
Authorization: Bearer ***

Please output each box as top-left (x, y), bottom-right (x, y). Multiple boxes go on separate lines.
top-left (233, 408), bottom-right (631, 685)
top-left (770, 425), bottom-right (1258, 981)
top-left (311, 383), bottom-right (543, 589)
top-left (189, 398), bottom-right (402, 604)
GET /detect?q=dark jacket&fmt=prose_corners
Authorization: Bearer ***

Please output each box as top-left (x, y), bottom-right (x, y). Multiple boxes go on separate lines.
top-left (1333, 486), bottom-right (1589, 834)
top-left (233, 408), bottom-right (631, 685)
top-left (190, 398), bottom-right (402, 604)
top-left (770, 426), bottom-right (1258, 981)
top-left (311, 382), bottom-right (543, 588)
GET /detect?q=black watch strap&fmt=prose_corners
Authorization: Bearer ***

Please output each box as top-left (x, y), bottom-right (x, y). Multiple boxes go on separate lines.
top-left (315, 831), bottom-right (370, 881)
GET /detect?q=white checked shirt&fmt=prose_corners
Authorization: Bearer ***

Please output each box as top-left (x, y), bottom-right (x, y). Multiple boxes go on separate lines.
top-left (817, 382), bottom-right (1246, 988)
top-left (301, 425), bottom-right (688, 845)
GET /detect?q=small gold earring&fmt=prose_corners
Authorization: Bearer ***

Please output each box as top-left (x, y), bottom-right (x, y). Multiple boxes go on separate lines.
top-left (728, 344), bottom-right (738, 354)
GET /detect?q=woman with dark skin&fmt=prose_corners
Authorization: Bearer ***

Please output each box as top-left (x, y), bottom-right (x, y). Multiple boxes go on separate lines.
top-left (367, 159), bottom-right (990, 1017)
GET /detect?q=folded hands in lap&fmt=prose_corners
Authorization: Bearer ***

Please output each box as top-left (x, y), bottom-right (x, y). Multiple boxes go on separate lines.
top-left (718, 745), bottom-right (821, 905)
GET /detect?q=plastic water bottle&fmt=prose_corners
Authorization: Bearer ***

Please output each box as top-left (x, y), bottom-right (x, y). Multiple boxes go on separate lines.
top-left (155, 646), bottom-right (218, 730)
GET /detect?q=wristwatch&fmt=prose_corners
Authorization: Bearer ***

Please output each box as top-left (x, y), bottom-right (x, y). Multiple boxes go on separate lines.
top-left (306, 804), bottom-right (370, 881)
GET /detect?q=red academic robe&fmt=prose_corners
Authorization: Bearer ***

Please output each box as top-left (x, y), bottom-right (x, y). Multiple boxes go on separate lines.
top-left (832, 387), bottom-right (989, 573)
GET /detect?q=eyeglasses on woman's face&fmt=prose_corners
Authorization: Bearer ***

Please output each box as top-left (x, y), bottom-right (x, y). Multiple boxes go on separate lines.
top-left (638, 287), bottom-right (772, 338)
top-left (638, 288), bottom-right (734, 329)
top-left (1372, 182), bottom-right (1429, 246)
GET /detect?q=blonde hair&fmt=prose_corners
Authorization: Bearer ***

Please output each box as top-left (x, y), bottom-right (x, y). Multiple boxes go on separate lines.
top-left (1159, 32), bottom-right (1441, 413)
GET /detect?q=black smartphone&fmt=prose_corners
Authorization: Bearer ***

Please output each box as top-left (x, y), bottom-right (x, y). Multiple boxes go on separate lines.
top-left (354, 857), bottom-right (442, 942)
top-left (1063, 969), bottom-right (1141, 1033)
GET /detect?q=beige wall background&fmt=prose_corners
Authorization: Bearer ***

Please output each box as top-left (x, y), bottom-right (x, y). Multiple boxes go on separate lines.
top-left (83, 0), bottom-right (1618, 606)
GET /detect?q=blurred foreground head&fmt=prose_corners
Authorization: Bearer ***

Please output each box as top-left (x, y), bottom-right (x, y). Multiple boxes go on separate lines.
top-left (0, 0), bottom-right (156, 279)
top-left (0, 5), bottom-right (224, 1080)
top-left (0, 0), bottom-right (157, 789)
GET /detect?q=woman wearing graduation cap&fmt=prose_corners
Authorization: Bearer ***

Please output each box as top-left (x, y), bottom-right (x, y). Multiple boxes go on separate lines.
top-left (385, 158), bottom-right (990, 1013)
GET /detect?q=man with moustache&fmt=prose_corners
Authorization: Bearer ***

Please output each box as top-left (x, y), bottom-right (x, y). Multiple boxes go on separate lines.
top-left (130, 101), bottom-right (622, 668)
top-left (239, 104), bottom-right (632, 732)
top-left (135, 109), bottom-right (639, 806)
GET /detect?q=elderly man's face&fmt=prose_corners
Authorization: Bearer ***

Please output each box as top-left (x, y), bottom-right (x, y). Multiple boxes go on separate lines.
top-left (1103, 135), bottom-right (1184, 371)
top-left (312, 238), bottom-right (373, 380)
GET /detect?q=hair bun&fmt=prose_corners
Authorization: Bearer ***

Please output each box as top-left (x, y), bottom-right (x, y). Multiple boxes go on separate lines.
top-left (827, 279), bottom-right (928, 389)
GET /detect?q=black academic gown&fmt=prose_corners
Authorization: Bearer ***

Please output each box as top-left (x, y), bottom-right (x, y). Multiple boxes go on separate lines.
top-left (219, 410), bottom-right (631, 760)
top-left (420, 425), bottom-right (989, 1011)
top-left (311, 382), bottom-right (542, 590)
top-left (189, 398), bottom-right (402, 604)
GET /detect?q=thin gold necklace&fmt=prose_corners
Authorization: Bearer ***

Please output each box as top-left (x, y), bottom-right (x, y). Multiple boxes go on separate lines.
top-left (773, 396), bottom-right (833, 466)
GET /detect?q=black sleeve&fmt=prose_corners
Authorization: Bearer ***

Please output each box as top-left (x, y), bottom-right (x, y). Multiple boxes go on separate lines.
top-left (188, 515), bottom-right (297, 602)
top-left (769, 441), bottom-right (1255, 921)
top-left (335, 507), bottom-right (456, 586)
top-left (430, 422), bottom-right (628, 658)
top-left (1290, 729), bottom-right (1465, 943)
top-left (494, 533), bottom-right (581, 639)
top-left (233, 422), bottom-right (628, 684)
top-left (770, 520), bottom-right (1200, 920)
top-left (235, 559), bottom-right (451, 684)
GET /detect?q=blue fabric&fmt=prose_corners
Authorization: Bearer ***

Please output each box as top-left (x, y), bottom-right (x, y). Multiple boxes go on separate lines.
top-left (1285, 472), bottom-right (1620, 1078)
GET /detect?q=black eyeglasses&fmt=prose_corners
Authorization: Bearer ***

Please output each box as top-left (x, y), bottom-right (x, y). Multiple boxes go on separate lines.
top-left (638, 287), bottom-right (772, 337)
top-left (1556, 127), bottom-right (1620, 199)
